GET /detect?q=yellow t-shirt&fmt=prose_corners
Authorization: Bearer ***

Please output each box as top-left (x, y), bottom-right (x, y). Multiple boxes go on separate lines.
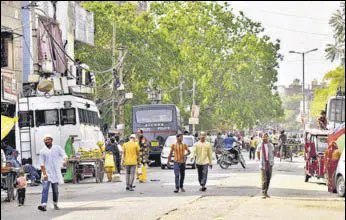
top-left (123, 141), bottom-right (140, 165)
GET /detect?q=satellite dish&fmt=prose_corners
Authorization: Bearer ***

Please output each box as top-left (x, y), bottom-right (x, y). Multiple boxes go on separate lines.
top-left (37, 80), bottom-right (54, 92)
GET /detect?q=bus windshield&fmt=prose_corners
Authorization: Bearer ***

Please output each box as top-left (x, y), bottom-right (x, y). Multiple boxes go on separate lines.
top-left (329, 98), bottom-right (345, 122)
top-left (136, 109), bottom-right (173, 123)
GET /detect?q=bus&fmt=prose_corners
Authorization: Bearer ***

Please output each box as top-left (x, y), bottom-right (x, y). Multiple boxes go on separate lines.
top-left (132, 104), bottom-right (182, 164)
top-left (326, 92), bottom-right (345, 130)
top-left (15, 95), bottom-right (104, 169)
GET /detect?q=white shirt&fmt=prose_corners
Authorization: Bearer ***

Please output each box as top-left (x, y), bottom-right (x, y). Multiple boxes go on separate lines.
top-left (256, 142), bottom-right (274, 169)
top-left (40, 144), bottom-right (67, 184)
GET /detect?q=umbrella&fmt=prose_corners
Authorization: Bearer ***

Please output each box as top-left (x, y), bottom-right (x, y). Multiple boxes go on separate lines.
top-left (1, 115), bottom-right (18, 140)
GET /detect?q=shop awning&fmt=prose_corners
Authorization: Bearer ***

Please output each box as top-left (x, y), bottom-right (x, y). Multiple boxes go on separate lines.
top-left (1, 115), bottom-right (18, 140)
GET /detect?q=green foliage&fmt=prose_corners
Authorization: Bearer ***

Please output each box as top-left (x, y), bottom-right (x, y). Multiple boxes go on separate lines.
top-left (311, 66), bottom-right (345, 119)
top-left (325, 2), bottom-right (345, 65)
top-left (75, 1), bottom-right (284, 132)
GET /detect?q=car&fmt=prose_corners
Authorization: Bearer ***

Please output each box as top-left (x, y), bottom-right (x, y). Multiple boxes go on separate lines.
top-left (160, 135), bottom-right (196, 169)
top-left (334, 149), bottom-right (345, 197)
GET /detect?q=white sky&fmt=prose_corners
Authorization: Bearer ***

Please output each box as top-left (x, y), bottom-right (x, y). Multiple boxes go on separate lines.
top-left (229, 1), bottom-right (341, 87)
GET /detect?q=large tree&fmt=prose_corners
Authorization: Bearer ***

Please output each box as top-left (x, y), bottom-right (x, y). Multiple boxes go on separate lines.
top-left (325, 1), bottom-right (345, 66)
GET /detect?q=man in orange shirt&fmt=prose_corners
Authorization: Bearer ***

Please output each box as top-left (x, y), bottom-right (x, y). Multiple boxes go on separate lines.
top-left (168, 134), bottom-right (191, 193)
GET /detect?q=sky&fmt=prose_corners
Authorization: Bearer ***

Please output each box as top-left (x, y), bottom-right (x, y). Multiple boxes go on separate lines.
top-left (229, 1), bottom-right (341, 87)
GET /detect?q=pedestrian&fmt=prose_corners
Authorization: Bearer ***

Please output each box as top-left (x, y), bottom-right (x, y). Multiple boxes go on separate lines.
top-left (122, 134), bottom-right (140, 191)
top-left (167, 134), bottom-right (191, 193)
top-left (136, 129), bottom-right (149, 183)
top-left (206, 132), bottom-right (212, 143)
top-left (1, 148), bottom-right (6, 168)
top-left (38, 134), bottom-right (68, 211)
top-left (17, 171), bottom-right (27, 206)
top-left (249, 137), bottom-right (257, 160)
top-left (190, 132), bottom-right (213, 192)
top-left (106, 138), bottom-right (121, 175)
top-left (213, 132), bottom-right (224, 163)
top-left (318, 110), bottom-right (328, 130)
top-left (256, 133), bottom-right (274, 199)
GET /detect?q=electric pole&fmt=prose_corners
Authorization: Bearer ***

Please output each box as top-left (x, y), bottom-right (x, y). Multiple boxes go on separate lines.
top-left (111, 17), bottom-right (116, 130)
top-left (192, 79), bottom-right (196, 135)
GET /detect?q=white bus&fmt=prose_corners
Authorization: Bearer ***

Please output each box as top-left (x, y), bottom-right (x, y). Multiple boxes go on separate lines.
top-left (15, 95), bottom-right (104, 169)
top-left (326, 95), bottom-right (345, 130)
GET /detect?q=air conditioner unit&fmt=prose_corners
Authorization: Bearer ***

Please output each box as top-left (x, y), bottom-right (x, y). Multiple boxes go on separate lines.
top-left (41, 59), bottom-right (53, 73)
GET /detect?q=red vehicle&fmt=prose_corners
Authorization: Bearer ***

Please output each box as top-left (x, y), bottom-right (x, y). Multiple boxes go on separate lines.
top-left (304, 129), bottom-right (331, 182)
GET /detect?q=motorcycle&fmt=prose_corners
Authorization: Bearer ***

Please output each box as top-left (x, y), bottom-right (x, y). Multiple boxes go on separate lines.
top-left (219, 143), bottom-right (246, 169)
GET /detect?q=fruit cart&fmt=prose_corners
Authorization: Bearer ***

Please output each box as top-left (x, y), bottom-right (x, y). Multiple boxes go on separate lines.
top-left (68, 158), bottom-right (104, 184)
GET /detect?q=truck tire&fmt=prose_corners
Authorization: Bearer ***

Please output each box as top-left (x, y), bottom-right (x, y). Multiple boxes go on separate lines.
top-left (336, 176), bottom-right (345, 197)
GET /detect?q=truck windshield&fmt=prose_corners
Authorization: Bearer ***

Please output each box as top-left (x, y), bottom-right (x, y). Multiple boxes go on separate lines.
top-left (316, 137), bottom-right (328, 152)
top-left (136, 109), bottom-right (173, 123)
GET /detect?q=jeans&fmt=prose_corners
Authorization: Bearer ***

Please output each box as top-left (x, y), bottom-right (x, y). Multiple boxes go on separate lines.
top-left (125, 165), bottom-right (136, 187)
top-left (173, 162), bottom-right (186, 189)
top-left (197, 164), bottom-right (209, 187)
top-left (17, 188), bottom-right (26, 205)
top-left (261, 166), bottom-right (272, 195)
top-left (249, 148), bottom-right (256, 160)
top-left (41, 181), bottom-right (59, 205)
top-left (24, 165), bottom-right (39, 181)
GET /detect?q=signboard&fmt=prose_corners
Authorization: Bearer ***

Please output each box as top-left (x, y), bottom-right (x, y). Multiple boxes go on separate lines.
top-left (1, 70), bottom-right (17, 102)
top-left (191, 104), bottom-right (200, 118)
top-left (189, 117), bottom-right (199, 125)
top-left (75, 4), bottom-right (94, 46)
top-left (125, 93), bottom-right (133, 99)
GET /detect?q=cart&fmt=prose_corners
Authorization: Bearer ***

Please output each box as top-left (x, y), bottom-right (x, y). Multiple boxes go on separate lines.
top-left (68, 158), bottom-right (104, 184)
top-left (1, 167), bottom-right (23, 202)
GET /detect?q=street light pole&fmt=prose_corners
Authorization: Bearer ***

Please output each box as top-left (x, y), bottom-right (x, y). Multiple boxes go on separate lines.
top-left (289, 48), bottom-right (318, 132)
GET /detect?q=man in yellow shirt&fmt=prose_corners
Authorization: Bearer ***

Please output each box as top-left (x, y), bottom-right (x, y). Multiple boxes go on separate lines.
top-left (190, 132), bottom-right (213, 192)
top-left (122, 134), bottom-right (140, 191)
top-left (249, 136), bottom-right (258, 160)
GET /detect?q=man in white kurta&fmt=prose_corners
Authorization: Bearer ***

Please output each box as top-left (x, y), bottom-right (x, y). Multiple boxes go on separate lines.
top-left (38, 134), bottom-right (67, 212)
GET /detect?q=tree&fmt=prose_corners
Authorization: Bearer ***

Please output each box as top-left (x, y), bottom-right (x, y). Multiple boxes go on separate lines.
top-left (325, 2), bottom-right (345, 66)
top-left (75, 1), bottom-right (284, 133)
top-left (311, 66), bottom-right (345, 119)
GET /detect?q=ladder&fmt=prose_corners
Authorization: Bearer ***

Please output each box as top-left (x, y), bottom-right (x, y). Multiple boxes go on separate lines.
top-left (18, 96), bottom-right (33, 162)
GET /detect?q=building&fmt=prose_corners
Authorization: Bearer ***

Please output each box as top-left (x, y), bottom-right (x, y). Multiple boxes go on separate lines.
top-left (1, 1), bottom-right (23, 113)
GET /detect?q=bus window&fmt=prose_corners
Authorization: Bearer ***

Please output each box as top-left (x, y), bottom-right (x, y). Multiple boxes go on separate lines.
top-left (18, 111), bottom-right (34, 128)
top-left (35, 109), bottom-right (59, 126)
top-left (60, 108), bottom-right (76, 125)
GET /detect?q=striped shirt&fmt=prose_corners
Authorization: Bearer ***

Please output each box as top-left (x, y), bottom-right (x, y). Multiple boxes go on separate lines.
top-left (170, 143), bottom-right (189, 163)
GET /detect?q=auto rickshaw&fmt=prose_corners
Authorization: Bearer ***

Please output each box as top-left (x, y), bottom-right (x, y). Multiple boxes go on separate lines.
top-left (304, 129), bottom-right (331, 182)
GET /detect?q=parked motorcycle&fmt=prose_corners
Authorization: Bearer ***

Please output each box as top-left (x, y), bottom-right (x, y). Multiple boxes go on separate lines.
top-left (219, 144), bottom-right (246, 169)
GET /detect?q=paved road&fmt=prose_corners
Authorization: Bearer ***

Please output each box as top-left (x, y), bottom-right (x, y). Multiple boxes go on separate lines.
top-left (1, 153), bottom-right (344, 220)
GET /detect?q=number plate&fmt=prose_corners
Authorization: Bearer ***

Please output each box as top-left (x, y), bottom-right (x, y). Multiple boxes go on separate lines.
top-left (151, 142), bottom-right (159, 147)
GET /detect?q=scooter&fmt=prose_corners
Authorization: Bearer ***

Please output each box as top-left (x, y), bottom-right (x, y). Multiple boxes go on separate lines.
top-left (219, 143), bottom-right (246, 169)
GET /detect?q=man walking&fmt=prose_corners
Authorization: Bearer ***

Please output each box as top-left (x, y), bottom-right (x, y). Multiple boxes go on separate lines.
top-left (213, 132), bottom-right (224, 163)
top-left (191, 132), bottom-right (213, 192)
top-left (122, 134), bottom-right (140, 191)
top-left (167, 134), bottom-right (191, 193)
top-left (38, 134), bottom-right (68, 211)
top-left (249, 136), bottom-right (258, 160)
top-left (257, 133), bottom-right (274, 199)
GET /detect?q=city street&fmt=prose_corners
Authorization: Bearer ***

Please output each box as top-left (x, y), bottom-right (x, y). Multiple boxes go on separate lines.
top-left (1, 154), bottom-right (344, 220)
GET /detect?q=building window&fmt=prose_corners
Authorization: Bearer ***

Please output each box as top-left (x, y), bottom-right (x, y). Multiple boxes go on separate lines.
top-left (18, 111), bottom-right (34, 128)
top-left (60, 108), bottom-right (76, 125)
top-left (1, 32), bottom-right (11, 68)
top-left (35, 109), bottom-right (59, 126)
